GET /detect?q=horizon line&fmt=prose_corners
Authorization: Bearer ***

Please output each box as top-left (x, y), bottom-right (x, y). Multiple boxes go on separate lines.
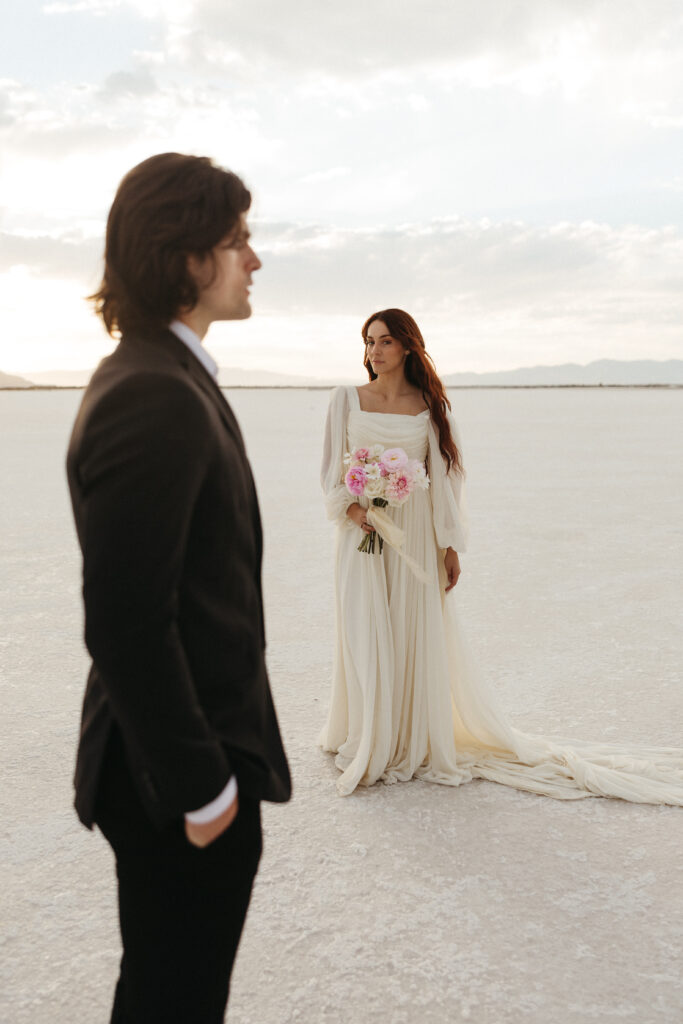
top-left (8, 354), bottom-right (683, 382)
top-left (3, 383), bottom-right (682, 393)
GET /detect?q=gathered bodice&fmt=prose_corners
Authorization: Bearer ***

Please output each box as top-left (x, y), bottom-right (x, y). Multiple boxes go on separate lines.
top-left (347, 410), bottom-right (430, 462)
top-left (321, 385), bottom-right (469, 553)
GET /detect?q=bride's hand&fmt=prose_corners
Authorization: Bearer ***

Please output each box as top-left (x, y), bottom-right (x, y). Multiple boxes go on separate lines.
top-left (346, 502), bottom-right (375, 533)
top-left (444, 548), bottom-right (461, 592)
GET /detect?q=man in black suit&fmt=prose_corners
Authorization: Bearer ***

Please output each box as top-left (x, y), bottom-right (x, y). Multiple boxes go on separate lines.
top-left (66, 153), bottom-right (291, 1023)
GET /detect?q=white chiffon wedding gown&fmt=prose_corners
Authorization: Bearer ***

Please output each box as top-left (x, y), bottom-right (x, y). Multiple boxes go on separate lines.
top-left (319, 385), bottom-right (683, 804)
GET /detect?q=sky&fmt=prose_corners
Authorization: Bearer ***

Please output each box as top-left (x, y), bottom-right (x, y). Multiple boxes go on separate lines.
top-left (1, 0), bottom-right (682, 379)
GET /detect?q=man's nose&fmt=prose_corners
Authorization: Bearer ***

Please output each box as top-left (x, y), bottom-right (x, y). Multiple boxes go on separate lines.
top-left (248, 246), bottom-right (262, 271)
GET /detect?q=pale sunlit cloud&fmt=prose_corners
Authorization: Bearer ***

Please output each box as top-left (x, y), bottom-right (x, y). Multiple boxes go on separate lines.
top-left (4, 216), bottom-right (682, 378)
top-left (1, 0), bottom-right (682, 376)
top-left (42, 0), bottom-right (122, 13)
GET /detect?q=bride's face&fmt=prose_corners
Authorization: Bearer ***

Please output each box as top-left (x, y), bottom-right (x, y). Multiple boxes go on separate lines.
top-left (365, 321), bottom-right (408, 376)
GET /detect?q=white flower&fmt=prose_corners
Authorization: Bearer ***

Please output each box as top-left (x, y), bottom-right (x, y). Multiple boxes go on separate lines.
top-left (412, 461), bottom-right (429, 489)
top-left (365, 475), bottom-right (385, 498)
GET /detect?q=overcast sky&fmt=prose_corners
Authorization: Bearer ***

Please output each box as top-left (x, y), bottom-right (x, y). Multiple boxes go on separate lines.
top-left (1, 0), bottom-right (682, 378)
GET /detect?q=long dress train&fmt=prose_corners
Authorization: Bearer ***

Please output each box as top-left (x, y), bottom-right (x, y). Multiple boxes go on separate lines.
top-left (318, 385), bottom-right (683, 805)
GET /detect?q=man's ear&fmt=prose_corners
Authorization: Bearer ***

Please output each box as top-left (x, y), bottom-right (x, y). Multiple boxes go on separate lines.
top-left (186, 251), bottom-right (214, 292)
top-left (186, 251), bottom-right (203, 279)
top-left (185, 249), bottom-right (215, 294)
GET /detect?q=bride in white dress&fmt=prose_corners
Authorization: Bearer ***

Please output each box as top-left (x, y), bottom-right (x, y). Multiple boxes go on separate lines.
top-left (319, 308), bottom-right (683, 805)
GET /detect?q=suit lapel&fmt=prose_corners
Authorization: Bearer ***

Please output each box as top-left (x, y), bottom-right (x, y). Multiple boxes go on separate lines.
top-left (185, 358), bottom-right (245, 448)
top-left (122, 327), bottom-right (265, 633)
top-left (145, 328), bottom-right (246, 450)
top-left (166, 331), bottom-right (264, 575)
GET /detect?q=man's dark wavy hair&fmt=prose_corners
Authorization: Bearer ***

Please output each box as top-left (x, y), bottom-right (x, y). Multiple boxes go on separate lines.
top-left (90, 153), bottom-right (251, 336)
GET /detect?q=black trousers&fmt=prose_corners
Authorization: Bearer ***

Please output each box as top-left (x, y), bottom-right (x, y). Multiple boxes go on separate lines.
top-left (94, 729), bottom-right (262, 1024)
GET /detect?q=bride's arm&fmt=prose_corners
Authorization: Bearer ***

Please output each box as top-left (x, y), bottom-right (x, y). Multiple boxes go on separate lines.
top-left (428, 406), bottom-right (469, 554)
top-left (444, 548), bottom-right (461, 592)
top-left (320, 387), bottom-right (355, 530)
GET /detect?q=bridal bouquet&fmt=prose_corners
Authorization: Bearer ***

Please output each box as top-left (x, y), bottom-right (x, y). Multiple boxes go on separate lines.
top-left (343, 445), bottom-right (429, 554)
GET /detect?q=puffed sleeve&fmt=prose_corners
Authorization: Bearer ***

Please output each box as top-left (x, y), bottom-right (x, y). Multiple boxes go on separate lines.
top-left (428, 405), bottom-right (469, 552)
top-left (321, 386), bottom-right (354, 529)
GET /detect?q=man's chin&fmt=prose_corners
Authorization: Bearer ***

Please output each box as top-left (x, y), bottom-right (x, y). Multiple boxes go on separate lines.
top-left (232, 300), bottom-right (252, 321)
top-left (217, 302), bottom-right (252, 322)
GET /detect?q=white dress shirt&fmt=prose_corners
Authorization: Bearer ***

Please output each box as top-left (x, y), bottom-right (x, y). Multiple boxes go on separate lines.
top-left (168, 320), bottom-right (238, 826)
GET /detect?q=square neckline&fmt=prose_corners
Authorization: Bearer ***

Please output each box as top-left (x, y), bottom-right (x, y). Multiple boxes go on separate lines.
top-left (352, 386), bottom-right (430, 418)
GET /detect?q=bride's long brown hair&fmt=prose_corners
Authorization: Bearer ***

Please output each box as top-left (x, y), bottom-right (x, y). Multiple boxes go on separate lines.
top-left (361, 308), bottom-right (462, 475)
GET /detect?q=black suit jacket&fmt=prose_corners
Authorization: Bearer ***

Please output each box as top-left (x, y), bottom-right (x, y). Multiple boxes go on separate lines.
top-left (66, 328), bottom-right (291, 828)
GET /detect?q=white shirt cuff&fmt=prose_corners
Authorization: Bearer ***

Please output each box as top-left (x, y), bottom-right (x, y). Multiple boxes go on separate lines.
top-left (184, 775), bottom-right (238, 825)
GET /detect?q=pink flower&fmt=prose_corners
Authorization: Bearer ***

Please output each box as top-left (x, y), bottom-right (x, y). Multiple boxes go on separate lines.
top-left (379, 447), bottom-right (408, 473)
top-left (385, 472), bottom-right (414, 506)
top-left (352, 447), bottom-right (370, 462)
top-left (345, 466), bottom-right (368, 496)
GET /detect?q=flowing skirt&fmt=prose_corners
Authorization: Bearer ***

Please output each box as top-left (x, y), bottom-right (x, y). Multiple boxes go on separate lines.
top-left (319, 488), bottom-right (683, 805)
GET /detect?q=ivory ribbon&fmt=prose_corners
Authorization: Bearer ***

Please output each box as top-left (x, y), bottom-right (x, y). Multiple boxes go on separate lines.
top-left (366, 505), bottom-right (433, 584)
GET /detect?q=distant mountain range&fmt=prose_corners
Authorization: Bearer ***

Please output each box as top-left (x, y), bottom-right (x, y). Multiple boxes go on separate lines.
top-left (0, 370), bottom-right (34, 388)
top-left (15, 369), bottom-right (94, 387)
top-left (4, 359), bottom-right (683, 389)
top-left (442, 359), bottom-right (683, 386)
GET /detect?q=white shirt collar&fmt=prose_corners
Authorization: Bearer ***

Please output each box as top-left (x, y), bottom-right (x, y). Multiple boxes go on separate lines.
top-left (168, 319), bottom-right (219, 380)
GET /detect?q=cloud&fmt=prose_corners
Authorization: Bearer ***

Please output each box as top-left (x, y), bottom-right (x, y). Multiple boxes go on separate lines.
top-left (0, 91), bottom-right (13, 128)
top-left (0, 230), bottom-right (101, 280)
top-left (0, 79), bottom-right (132, 159)
top-left (3, 4), bottom-right (682, 234)
top-left (224, 215), bottom-right (683, 370)
top-left (0, 72), bottom-right (266, 169)
top-left (162, 0), bottom-right (683, 91)
top-left (299, 167), bottom-right (351, 186)
top-left (172, 0), bottom-right (576, 74)
top-left (130, 0), bottom-right (683, 142)
top-left (657, 176), bottom-right (683, 192)
top-left (2, 1), bottom-right (682, 375)
top-left (99, 68), bottom-right (158, 98)
top-left (43, 0), bottom-right (122, 13)
top-left (2, 214), bottom-right (681, 375)
top-left (252, 218), bottom-right (683, 323)
top-left (6, 214), bottom-right (681, 334)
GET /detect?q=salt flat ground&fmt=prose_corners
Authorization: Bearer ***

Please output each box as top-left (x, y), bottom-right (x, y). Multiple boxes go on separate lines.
top-left (1, 386), bottom-right (682, 1024)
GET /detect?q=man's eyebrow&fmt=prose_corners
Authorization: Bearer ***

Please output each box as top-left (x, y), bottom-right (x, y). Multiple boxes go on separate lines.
top-left (228, 228), bottom-right (250, 245)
